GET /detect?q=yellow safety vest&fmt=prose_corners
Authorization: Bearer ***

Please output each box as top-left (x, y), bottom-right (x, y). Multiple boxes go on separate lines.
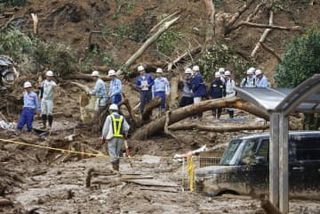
top-left (111, 114), bottom-right (124, 138)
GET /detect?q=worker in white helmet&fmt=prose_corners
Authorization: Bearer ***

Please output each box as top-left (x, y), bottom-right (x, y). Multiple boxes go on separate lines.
top-left (218, 67), bottom-right (226, 83)
top-left (224, 70), bottom-right (236, 118)
top-left (135, 65), bottom-right (154, 113)
top-left (191, 65), bottom-right (207, 119)
top-left (17, 81), bottom-right (40, 132)
top-left (152, 68), bottom-right (170, 116)
top-left (209, 72), bottom-right (226, 119)
top-left (90, 70), bottom-right (108, 110)
top-left (39, 70), bottom-right (57, 129)
top-left (179, 68), bottom-right (194, 107)
top-left (240, 67), bottom-right (256, 87)
top-left (101, 104), bottom-right (130, 172)
top-left (108, 69), bottom-right (122, 104)
top-left (255, 69), bottom-right (270, 88)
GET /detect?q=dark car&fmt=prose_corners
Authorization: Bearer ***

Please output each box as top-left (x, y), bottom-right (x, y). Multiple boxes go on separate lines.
top-left (196, 131), bottom-right (320, 199)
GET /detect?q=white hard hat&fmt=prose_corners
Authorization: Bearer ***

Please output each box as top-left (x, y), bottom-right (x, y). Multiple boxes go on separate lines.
top-left (156, 68), bottom-right (163, 73)
top-left (137, 65), bottom-right (145, 72)
top-left (255, 69), bottom-right (262, 75)
top-left (91, 70), bottom-right (100, 77)
top-left (46, 70), bottom-right (54, 77)
top-left (24, 81), bottom-right (32, 88)
top-left (218, 68), bottom-right (225, 74)
top-left (215, 72), bottom-right (220, 78)
top-left (108, 69), bottom-right (116, 76)
top-left (192, 65), bottom-right (200, 72)
top-left (247, 67), bottom-right (255, 75)
top-left (184, 68), bottom-right (193, 74)
top-left (225, 70), bottom-right (231, 76)
top-left (109, 104), bottom-right (119, 111)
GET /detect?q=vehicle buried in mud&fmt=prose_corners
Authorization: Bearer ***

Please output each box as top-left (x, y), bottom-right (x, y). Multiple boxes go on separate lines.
top-left (0, 55), bottom-right (18, 88)
top-left (196, 131), bottom-right (320, 199)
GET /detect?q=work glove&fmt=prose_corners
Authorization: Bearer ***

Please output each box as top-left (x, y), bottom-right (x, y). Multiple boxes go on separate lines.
top-left (101, 138), bottom-right (106, 145)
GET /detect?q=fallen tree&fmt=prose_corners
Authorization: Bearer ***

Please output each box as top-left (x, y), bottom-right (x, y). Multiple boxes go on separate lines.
top-left (169, 123), bottom-right (269, 132)
top-left (131, 96), bottom-right (269, 140)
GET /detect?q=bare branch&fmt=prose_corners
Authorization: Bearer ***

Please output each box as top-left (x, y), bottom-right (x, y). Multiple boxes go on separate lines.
top-left (260, 41), bottom-right (282, 63)
top-left (117, 16), bottom-right (180, 75)
top-left (251, 11), bottom-right (273, 57)
top-left (149, 10), bottom-right (181, 33)
top-left (234, 21), bottom-right (302, 32)
top-left (226, 0), bottom-right (256, 28)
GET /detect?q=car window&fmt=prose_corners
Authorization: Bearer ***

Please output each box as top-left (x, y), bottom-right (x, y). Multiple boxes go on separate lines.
top-left (294, 137), bottom-right (320, 161)
top-left (257, 139), bottom-right (269, 161)
top-left (220, 140), bottom-right (242, 165)
top-left (240, 139), bottom-right (258, 164)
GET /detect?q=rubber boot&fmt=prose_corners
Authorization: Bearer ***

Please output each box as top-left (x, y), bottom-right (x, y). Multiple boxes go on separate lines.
top-left (41, 114), bottom-right (47, 129)
top-left (48, 115), bottom-right (53, 129)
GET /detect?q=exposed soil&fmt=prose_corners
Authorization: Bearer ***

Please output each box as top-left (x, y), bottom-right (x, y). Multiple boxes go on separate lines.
top-left (1, 0), bottom-right (320, 213)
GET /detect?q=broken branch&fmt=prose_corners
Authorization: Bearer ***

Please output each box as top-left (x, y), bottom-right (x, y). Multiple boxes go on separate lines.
top-left (169, 123), bottom-right (269, 132)
top-left (131, 97), bottom-right (269, 140)
top-left (118, 16), bottom-right (180, 75)
top-left (260, 41), bottom-right (282, 63)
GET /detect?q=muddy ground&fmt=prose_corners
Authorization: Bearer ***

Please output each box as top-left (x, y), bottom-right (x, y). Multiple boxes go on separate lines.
top-left (1, 108), bottom-right (320, 214)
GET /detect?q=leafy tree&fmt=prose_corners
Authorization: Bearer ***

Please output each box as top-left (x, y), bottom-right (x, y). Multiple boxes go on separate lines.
top-left (275, 29), bottom-right (320, 87)
top-left (275, 29), bottom-right (320, 130)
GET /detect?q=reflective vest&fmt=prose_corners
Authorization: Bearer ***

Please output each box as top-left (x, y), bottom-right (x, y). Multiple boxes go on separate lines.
top-left (111, 114), bottom-right (124, 138)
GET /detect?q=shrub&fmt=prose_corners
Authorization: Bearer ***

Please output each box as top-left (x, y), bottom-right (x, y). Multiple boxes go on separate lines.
top-left (156, 30), bottom-right (183, 57)
top-left (196, 43), bottom-right (252, 82)
top-left (275, 29), bottom-right (320, 87)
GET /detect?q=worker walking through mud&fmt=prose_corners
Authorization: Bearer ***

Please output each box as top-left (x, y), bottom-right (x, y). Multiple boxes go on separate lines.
top-left (17, 81), bottom-right (40, 132)
top-left (39, 70), bottom-right (57, 129)
top-left (101, 104), bottom-right (130, 172)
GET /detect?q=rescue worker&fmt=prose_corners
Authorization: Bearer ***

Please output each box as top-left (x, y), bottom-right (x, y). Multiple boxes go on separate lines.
top-left (218, 67), bottom-right (226, 83)
top-left (135, 65), bottom-right (154, 113)
top-left (255, 69), bottom-right (270, 88)
top-left (179, 68), bottom-right (194, 107)
top-left (225, 70), bottom-right (236, 118)
top-left (17, 81), bottom-right (40, 132)
top-left (108, 69), bottom-right (122, 104)
top-left (39, 70), bottom-right (57, 129)
top-left (240, 67), bottom-right (256, 88)
top-left (90, 70), bottom-right (108, 110)
top-left (101, 104), bottom-right (130, 172)
top-left (152, 68), bottom-right (170, 116)
top-left (191, 65), bottom-right (207, 119)
top-left (209, 72), bottom-right (226, 119)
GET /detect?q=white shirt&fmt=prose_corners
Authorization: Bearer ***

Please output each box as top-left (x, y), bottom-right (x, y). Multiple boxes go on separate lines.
top-left (41, 80), bottom-right (57, 100)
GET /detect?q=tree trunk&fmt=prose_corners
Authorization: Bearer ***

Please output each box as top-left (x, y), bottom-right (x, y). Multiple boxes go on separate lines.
top-left (131, 97), bottom-right (269, 140)
top-left (169, 77), bottom-right (179, 109)
top-left (169, 123), bottom-right (269, 132)
top-left (202, 0), bottom-right (216, 49)
top-left (117, 16), bottom-right (180, 75)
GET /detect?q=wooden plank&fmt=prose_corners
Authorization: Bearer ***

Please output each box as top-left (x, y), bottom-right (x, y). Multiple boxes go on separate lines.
top-left (126, 179), bottom-right (178, 187)
top-left (270, 113), bottom-right (279, 207)
top-left (139, 187), bottom-right (178, 193)
top-left (279, 114), bottom-right (289, 214)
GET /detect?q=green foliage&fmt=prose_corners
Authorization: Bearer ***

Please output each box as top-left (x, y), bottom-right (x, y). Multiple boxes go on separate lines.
top-left (113, 0), bottom-right (136, 19)
top-left (271, 0), bottom-right (311, 11)
top-left (0, 28), bottom-right (77, 76)
top-left (0, 28), bottom-right (33, 61)
top-left (81, 47), bottom-right (118, 72)
top-left (275, 29), bottom-right (320, 87)
top-left (0, 0), bottom-right (27, 7)
top-left (32, 39), bottom-right (77, 76)
top-left (156, 31), bottom-right (183, 56)
top-left (196, 43), bottom-right (252, 81)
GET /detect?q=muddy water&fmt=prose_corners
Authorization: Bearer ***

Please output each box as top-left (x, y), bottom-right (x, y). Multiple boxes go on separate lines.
top-left (8, 155), bottom-right (319, 214)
